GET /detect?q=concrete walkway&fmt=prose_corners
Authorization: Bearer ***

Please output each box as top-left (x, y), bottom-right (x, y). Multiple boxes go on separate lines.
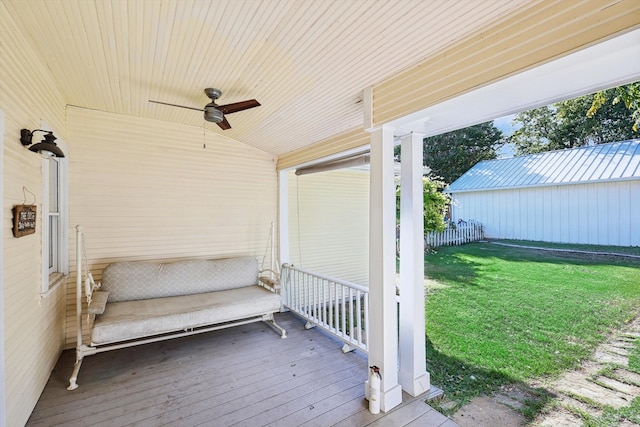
top-left (534, 317), bottom-right (640, 426)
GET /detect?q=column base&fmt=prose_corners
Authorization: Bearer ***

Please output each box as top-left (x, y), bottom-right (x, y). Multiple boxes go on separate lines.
top-left (365, 381), bottom-right (403, 413)
top-left (381, 383), bottom-right (403, 412)
top-left (398, 370), bottom-right (431, 397)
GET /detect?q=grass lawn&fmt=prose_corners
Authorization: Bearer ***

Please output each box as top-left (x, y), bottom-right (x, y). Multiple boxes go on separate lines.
top-left (424, 241), bottom-right (640, 418)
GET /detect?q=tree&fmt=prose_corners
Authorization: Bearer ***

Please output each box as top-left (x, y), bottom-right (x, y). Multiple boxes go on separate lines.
top-left (422, 122), bottom-right (503, 184)
top-left (589, 82), bottom-right (640, 132)
top-left (396, 175), bottom-right (450, 234)
top-left (422, 176), bottom-right (450, 233)
top-left (511, 83), bottom-right (639, 155)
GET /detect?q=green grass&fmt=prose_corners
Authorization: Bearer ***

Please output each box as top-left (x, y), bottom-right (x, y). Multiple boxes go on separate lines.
top-left (424, 242), bottom-right (640, 417)
top-left (493, 239), bottom-right (640, 257)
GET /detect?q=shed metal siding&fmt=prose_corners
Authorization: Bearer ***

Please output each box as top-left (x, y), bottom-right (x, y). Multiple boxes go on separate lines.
top-left (451, 180), bottom-right (640, 246)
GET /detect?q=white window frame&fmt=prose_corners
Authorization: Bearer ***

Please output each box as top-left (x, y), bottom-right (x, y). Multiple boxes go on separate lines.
top-left (40, 122), bottom-right (69, 295)
top-left (0, 109), bottom-right (7, 427)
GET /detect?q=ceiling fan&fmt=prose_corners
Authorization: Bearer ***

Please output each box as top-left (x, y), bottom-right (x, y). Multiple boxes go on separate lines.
top-left (149, 88), bottom-right (260, 130)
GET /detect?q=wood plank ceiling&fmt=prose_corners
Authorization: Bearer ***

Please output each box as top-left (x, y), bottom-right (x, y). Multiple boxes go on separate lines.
top-left (3, 0), bottom-right (535, 156)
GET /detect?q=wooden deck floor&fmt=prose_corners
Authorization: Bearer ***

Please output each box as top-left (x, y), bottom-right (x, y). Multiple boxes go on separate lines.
top-left (27, 313), bottom-right (458, 426)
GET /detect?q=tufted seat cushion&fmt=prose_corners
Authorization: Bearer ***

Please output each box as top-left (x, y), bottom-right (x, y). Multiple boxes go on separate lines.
top-left (100, 257), bottom-right (259, 302)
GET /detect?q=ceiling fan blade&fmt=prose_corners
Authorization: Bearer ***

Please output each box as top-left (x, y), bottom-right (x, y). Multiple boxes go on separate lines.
top-left (218, 99), bottom-right (260, 114)
top-left (149, 100), bottom-right (204, 112)
top-left (217, 116), bottom-right (231, 130)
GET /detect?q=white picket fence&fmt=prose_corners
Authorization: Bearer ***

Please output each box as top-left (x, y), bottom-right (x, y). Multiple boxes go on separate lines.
top-left (281, 264), bottom-right (369, 353)
top-left (425, 221), bottom-right (484, 248)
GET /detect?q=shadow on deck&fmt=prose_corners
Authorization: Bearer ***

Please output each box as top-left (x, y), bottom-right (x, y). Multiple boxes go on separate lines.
top-left (27, 313), bottom-right (458, 426)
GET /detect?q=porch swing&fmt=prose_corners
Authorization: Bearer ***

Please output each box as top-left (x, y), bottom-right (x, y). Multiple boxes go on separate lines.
top-left (67, 224), bottom-right (286, 390)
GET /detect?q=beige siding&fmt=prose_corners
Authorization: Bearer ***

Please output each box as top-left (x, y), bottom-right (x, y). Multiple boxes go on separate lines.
top-left (277, 128), bottom-right (370, 171)
top-left (64, 107), bottom-right (278, 347)
top-left (288, 169), bottom-right (369, 286)
top-left (372, 0), bottom-right (640, 125)
top-left (0, 4), bottom-right (68, 426)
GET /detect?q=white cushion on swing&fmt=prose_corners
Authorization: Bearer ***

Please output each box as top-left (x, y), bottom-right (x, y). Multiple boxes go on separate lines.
top-left (87, 291), bottom-right (110, 315)
top-left (100, 257), bottom-right (259, 302)
top-left (90, 285), bottom-right (280, 345)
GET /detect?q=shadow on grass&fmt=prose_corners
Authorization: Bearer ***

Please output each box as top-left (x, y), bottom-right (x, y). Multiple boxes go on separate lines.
top-left (457, 242), bottom-right (640, 268)
top-left (422, 250), bottom-right (483, 287)
top-left (426, 333), bottom-right (554, 421)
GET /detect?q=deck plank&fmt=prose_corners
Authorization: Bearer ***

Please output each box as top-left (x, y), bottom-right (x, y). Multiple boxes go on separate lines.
top-left (177, 368), bottom-right (362, 426)
top-left (26, 313), bottom-right (457, 427)
top-left (367, 400), bottom-right (441, 426)
top-left (110, 353), bottom-right (363, 426)
top-left (297, 395), bottom-right (370, 427)
top-left (266, 383), bottom-right (364, 426)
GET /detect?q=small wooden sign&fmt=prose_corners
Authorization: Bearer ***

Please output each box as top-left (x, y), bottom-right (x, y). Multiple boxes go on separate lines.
top-left (12, 205), bottom-right (37, 238)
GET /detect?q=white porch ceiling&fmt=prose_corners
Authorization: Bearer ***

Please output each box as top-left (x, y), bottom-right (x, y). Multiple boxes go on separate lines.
top-left (3, 0), bottom-right (534, 156)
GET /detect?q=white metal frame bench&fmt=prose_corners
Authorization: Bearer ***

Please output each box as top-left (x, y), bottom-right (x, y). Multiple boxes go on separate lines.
top-left (68, 225), bottom-right (286, 390)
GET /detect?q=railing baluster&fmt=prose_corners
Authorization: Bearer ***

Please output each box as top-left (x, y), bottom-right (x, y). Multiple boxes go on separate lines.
top-left (321, 278), bottom-right (324, 325)
top-left (314, 276), bottom-right (318, 322)
top-left (281, 264), bottom-right (368, 353)
top-left (363, 292), bottom-right (369, 345)
top-left (340, 286), bottom-right (347, 337)
top-left (333, 282), bottom-right (342, 333)
top-left (331, 282), bottom-right (335, 333)
top-left (349, 288), bottom-right (354, 342)
top-left (309, 274), bottom-right (313, 319)
top-left (356, 291), bottom-right (362, 345)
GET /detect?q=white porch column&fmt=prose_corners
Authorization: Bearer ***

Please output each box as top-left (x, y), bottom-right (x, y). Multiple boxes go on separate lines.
top-left (278, 170), bottom-right (290, 311)
top-left (398, 132), bottom-right (430, 396)
top-left (278, 170), bottom-right (290, 266)
top-left (367, 125), bottom-right (403, 412)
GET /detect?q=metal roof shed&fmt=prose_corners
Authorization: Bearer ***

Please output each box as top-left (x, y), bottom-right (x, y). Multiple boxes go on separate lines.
top-left (445, 140), bottom-right (640, 246)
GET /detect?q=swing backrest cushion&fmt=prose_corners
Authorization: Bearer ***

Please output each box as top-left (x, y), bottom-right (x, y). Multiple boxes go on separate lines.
top-left (100, 256), bottom-right (259, 302)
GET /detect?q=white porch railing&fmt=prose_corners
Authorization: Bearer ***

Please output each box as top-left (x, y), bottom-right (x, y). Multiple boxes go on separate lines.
top-left (425, 221), bottom-right (484, 248)
top-left (281, 264), bottom-right (369, 353)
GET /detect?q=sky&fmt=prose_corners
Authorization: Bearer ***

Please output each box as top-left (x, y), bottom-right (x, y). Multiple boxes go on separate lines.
top-left (493, 114), bottom-right (520, 158)
top-left (494, 114), bottom-right (518, 136)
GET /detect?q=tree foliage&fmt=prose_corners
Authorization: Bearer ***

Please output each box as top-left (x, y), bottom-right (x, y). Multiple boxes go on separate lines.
top-left (588, 82), bottom-right (640, 132)
top-left (511, 83), bottom-right (639, 155)
top-left (422, 122), bottom-right (503, 184)
top-left (422, 176), bottom-right (450, 233)
top-left (396, 176), bottom-right (450, 233)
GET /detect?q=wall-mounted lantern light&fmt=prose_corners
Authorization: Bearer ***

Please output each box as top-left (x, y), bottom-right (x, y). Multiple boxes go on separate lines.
top-left (20, 128), bottom-right (65, 158)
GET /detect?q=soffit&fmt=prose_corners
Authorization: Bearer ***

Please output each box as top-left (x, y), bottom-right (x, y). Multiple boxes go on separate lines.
top-left (3, 0), bottom-right (534, 156)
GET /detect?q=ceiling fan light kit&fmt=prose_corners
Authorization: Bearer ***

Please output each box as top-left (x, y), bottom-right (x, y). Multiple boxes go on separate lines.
top-left (149, 88), bottom-right (260, 130)
top-left (204, 106), bottom-right (224, 123)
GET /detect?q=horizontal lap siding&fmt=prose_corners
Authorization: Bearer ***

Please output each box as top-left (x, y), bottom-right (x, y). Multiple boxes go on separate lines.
top-left (277, 128), bottom-right (370, 172)
top-left (372, 0), bottom-right (640, 126)
top-left (65, 107), bottom-right (278, 347)
top-left (288, 169), bottom-right (369, 286)
top-left (451, 180), bottom-right (640, 246)
top-left (0, 4), bottom-right (68, 426)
